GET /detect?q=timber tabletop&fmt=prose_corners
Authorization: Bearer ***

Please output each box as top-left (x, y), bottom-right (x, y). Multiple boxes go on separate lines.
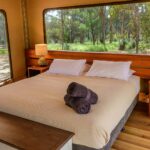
top-left (0, 112), bottom-right (74, 150)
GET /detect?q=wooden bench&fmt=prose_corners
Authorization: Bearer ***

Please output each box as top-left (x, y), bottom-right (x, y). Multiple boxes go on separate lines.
top-left (0, 112), bottom-right (74, 150)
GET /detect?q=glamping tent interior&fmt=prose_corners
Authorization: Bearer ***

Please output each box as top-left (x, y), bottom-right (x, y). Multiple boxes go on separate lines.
top-left (0, 0), bottom-right (150, 149)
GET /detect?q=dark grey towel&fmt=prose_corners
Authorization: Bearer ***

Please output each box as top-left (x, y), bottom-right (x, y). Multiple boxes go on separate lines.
top-left (67, 82), bottom-right (98, 104)
top-left (64, 94), bottom-right (74, 107)
top-left (77, 89), bottom-right (98, 105)
top-left (72, 99), bottom-right (91, 114)
top-left (64, 82), bottom-right (98, 114)
top-left (64, 94), bottom-right (91, 114)
top-left (67, 82), bottom-right (88, 97)
top-left (88, 89), bottom-right (98, 104)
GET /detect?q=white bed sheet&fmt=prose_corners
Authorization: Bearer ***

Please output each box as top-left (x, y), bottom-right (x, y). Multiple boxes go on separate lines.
top-left (0, 74), bottom-right (140, 149)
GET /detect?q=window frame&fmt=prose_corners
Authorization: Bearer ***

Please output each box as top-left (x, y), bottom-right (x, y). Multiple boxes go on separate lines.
top-left (0, 9), bottom-right (13, 84)
top-left (43, 0), bottom-right (150, 55)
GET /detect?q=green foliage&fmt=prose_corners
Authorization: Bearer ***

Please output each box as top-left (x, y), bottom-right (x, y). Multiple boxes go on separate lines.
top-left (139, 42), bottom-right (150, 54)
top-left (0, 49), bottom-right (8, 55)
top-left (64, 43), bottom-right (70, 50)
top-left (45, 3), bottom-right (150, 54)
top-left (0, 13), bottom-right (8, 47)
top-left (48, 42), bottom-right (122, 52)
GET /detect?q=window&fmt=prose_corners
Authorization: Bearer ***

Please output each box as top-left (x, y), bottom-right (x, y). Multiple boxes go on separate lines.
top-left (0, 10), bottom-right (12, 84)
top-left (44, 2), bottom-right (150, 54)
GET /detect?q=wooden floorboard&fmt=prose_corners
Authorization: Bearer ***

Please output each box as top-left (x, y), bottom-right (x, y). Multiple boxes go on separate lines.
top-left (124, 126), bottom-right (150, 139)
top-left (111, 102), bottom-right (150, 150)
top-left (113, 140), bottom-right (150, 150)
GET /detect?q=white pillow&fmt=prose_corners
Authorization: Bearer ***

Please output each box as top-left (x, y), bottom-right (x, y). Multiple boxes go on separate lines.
top-left (129, 70), bottom-right (136, 77)
top-left (48, 59), bottom-right (86, 76)
top-left (86, 60), bottom-right (132, 80)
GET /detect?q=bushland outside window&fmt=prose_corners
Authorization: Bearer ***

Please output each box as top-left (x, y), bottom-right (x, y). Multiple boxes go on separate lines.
top-left (0, 10), bottom-right (12, 85)
top-left (44, 2), bottom-right (150, 54)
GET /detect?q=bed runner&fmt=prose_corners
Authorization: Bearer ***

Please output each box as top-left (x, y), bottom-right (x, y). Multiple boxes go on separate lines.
top-left (0, 112), bottom-right (74, 150)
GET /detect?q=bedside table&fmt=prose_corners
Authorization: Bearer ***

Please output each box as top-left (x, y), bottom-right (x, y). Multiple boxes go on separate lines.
top-left (135, 72), bottom-right (150, 116)
top-left (148, 80), bottom-right (150, 116)
top-left (27, 66), bottom-right (49, 77)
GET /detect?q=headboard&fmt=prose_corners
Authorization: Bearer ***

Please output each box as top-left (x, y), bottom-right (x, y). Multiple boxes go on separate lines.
top-left (26, 50), bottom-right (150, 78)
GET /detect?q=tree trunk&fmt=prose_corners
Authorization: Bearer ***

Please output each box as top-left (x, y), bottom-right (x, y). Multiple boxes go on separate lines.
top-left (2, 18), bottom-right (7, 49)
top-left (88, 10), bottom-right (96, 45)
top-left (128, 29), bottom-right (131, 41)
top-left (135, 6), bottom-right (140, 54)
top-left (109, 17), bottom-right (113, 43)
top-left (80, 34), bottom-right (84, 44)
top-left (70, 28), bottom-right (75, 43)
top-left (119, 10), bottom-right (126, 50)
top-left (61, 10), bottom-right (64, 50)
top-left (99, 7), bottom-right (106, 44)
top-left (132, 5), bottom-right (140, 54)
top-left (91, 28), bottom-right (96, 45)
top-left (121, 10), bottom-right (125, 40)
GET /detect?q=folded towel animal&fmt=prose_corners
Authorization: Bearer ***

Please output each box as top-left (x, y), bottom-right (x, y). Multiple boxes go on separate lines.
top-left (64, 82), bottom-right (98, 114)
top-left (64, 95), bottom-right (91, 114)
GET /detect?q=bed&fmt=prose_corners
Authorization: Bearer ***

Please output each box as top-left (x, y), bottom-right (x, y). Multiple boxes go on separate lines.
top-left (0, 72), bottom-right (140, 150)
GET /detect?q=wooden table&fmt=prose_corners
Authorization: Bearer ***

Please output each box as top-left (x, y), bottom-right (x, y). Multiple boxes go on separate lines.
top-left (27, 66), bottom-right (49, 77)
top-left (0, 112), bottom-right (74, 150)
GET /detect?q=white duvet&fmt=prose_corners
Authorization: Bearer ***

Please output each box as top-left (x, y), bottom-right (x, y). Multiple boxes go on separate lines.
top-left (0, 73), bottom-right (139, 149)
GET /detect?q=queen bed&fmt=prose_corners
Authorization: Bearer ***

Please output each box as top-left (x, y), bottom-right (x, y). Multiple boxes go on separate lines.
top-left (0, 70), bottom-right (140, 150)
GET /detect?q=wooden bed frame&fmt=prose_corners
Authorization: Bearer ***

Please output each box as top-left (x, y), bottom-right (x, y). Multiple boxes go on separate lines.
top-left (26, 50), bottom-right (150, 78)
top-left (25, 50), bottom-right (150, 149)
top-left (0, 50), bottom-right (148, 150)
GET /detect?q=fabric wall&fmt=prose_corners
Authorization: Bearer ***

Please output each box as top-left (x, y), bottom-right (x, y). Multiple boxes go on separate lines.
top-left (0, 0), bottom-right (26, 80)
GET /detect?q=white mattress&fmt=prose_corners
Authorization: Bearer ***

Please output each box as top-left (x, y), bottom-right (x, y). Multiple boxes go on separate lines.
top-left (0, 74), bottom-right (140, 149)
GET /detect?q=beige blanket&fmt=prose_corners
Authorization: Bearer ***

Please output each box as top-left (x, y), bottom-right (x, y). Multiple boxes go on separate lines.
top-left (0, 74), bottom-right (139, 149)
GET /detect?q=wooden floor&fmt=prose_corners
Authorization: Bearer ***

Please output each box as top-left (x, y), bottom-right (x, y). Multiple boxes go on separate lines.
top-left (111, 102), bottom-right (150, 150)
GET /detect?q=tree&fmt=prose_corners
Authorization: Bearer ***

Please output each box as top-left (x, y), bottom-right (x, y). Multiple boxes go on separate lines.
top-left (86, 8), bottom-right (99, 45)
top-left (45, 12), bottom-right (61, 43)
top-left (99, 6), bottom-right (106, 44)
top-left (0, 13), bottom-right (7, 48)
top-left (141, 4), bottom-right (150, 43)
top-left (60, 10), bottom-right (65, 49)
top-left (133, 4), bottom-right (140, 53)
top-left (108, 6), bottom-right (115, 43)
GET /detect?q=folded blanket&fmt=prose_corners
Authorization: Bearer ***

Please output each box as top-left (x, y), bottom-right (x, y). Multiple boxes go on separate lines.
top-left (64, 95), bottom-right (91, 114)
top-left (67, 82), bottom-right (88, 97)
